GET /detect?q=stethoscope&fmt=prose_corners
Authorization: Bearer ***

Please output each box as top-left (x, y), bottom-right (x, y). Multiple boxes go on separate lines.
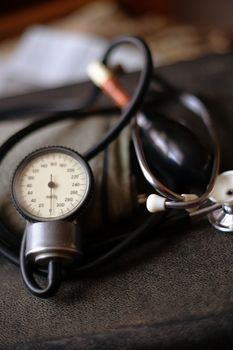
top-left (86, 59), bottom-right (232, 231)
top-left (0, 36), bottom-right (232, 299)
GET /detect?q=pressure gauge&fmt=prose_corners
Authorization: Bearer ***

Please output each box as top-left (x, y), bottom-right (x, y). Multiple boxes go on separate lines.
top-left (11, 146), bottom-right (93, 222)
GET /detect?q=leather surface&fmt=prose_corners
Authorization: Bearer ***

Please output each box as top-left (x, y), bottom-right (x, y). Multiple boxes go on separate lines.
top-left (0, 52), bottom-right (233, 349)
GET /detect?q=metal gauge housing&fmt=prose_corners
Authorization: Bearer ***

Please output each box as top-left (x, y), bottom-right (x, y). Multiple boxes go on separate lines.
top-left (11, 146), bottom-right (93, 222)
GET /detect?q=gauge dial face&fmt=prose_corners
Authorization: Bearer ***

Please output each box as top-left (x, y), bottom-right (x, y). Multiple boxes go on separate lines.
top-left (12, 147), bottom-right (93, 221)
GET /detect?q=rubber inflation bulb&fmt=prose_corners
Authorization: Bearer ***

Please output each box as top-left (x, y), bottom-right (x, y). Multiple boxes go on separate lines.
top-left (146, 194), bottom-right (166, 213)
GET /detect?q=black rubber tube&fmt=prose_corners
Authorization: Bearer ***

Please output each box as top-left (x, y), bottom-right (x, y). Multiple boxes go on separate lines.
top-left (0, 36), bottom-right (154, 297)
top-left (20, 232), bottom-right (62, 298)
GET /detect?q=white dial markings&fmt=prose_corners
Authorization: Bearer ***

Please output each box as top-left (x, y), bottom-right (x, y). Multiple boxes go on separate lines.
top-left (14, 151), bottom-right (89, 220)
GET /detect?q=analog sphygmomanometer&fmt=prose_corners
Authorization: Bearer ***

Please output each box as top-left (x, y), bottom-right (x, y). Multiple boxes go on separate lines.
top-left (0, 36), bottom-right (232, 298)
top-left (12, 146), bottom-right (93, 223)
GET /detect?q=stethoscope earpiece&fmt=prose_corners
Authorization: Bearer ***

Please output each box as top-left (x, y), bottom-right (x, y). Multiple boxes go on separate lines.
top-left (208, 171), bottom-right (233, 232)
top-left (146, 171), bottom-right (233, 233)
top-left (208, 170), bottom-right (233, 204)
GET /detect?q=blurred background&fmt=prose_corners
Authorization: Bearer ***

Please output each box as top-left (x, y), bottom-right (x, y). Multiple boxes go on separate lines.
top-left (0, 0), bottom-right (232, 97)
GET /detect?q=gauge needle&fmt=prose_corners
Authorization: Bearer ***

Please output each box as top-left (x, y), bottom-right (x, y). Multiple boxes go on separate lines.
top-left (48, 174), bottom-right (53, 216)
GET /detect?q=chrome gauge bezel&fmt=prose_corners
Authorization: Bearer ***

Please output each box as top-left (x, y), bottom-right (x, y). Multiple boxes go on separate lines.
top-left (11, 146), bottom-right (93, 222)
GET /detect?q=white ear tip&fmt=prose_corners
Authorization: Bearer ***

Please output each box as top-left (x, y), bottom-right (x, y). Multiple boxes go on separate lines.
top-left (146, 194), bottom-right (166, 213)
top-left (209, 170), bottom-right (233, 204)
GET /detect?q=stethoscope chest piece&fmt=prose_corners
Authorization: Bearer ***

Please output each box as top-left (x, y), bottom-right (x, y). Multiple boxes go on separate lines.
top-left (208, 170), bottom-right (233, 232)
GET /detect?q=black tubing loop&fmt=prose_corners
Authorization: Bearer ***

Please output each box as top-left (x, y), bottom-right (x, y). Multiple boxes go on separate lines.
top-left (71, 212), bottom-right (167, 276)
top-left (0, 36), bottom-right (154, 295)
top-left (67, 210), bottom-right (189, 277)
top-left (85, 36), bottom-right (153, 160)
top-left (0, 36), bottom-right (153, 268)
top-left (20, 232), bottom-right (62, 298)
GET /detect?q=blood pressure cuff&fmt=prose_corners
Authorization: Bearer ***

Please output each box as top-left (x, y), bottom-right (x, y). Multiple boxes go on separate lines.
top-left (0, 52), bottom-right (233, 350)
